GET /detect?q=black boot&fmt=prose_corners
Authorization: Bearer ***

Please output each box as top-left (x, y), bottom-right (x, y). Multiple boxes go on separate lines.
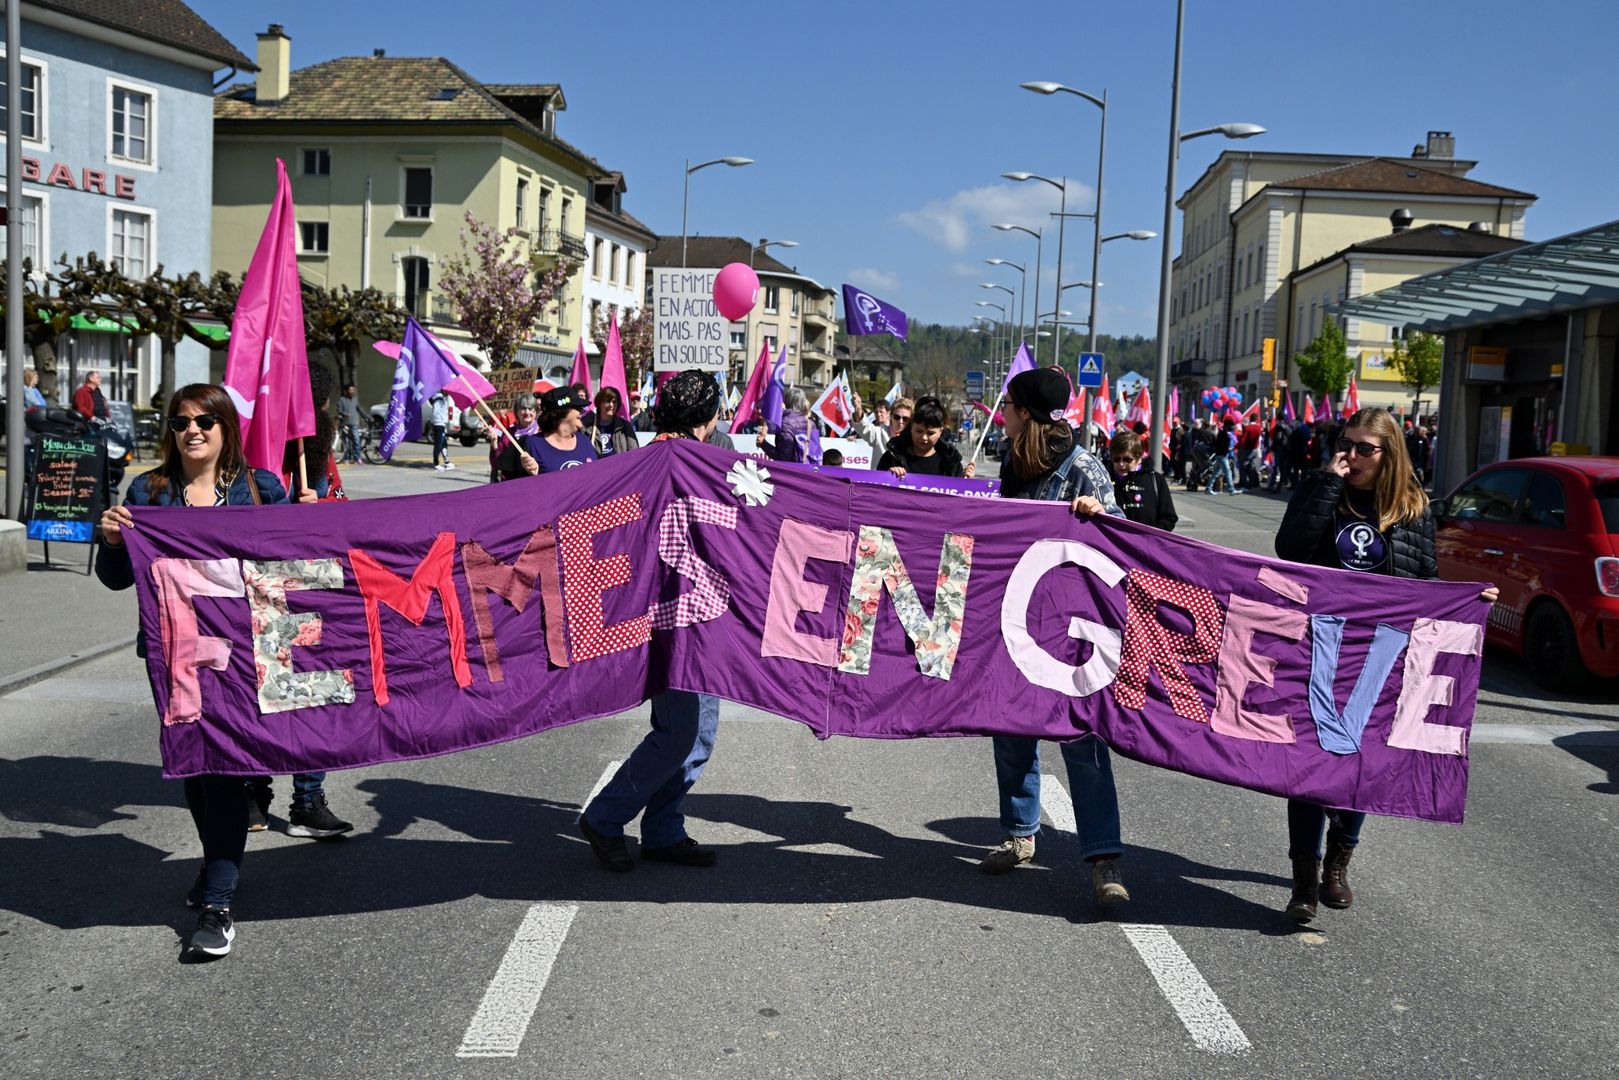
top-left (1286, 857), bottom-right (1319, 922)
top-left (1320, 841), bottom-right (1355, 909)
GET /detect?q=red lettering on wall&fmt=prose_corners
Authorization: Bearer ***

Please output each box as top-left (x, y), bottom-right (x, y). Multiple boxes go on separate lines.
top-left (1113, 568), bottom-right (1225, 722)
top-left (45, 162), bottom-right (76, 190)
top-left (114, 174), bottom-right (136, 199)
top-left (21, 157), bottom-right (40, 182)
top-left (82, 169), bottom-right (108, 195)
top-left (348, 532), bottom-right (473, 706)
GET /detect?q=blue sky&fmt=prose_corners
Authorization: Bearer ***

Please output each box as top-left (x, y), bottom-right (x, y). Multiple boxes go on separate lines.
top-left (193, 0), bottom-right (1617, 338)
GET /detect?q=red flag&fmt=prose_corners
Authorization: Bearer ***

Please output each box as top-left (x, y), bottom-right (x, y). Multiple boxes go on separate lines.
top-left (1303, 394), bottom-right (1316, 424)
top-left (809, 373), bottom-right (855, 435)
top-left (221, 158), bottom-right (315, 471)
top-left (1343, 376), bottom-right (1360, 419)
top-left (1064, 388), bottom-right (1087, 428)
top-left (1090, 374), bottom-right (1114, 435)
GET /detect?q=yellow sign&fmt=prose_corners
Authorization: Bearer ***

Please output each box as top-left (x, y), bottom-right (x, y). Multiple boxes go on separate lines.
top-left (1261, 337), bottom-right (1276, 372)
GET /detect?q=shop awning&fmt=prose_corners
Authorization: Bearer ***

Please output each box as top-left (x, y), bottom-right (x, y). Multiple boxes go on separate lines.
top-left (1332, 219), bottom-right (1619, 333)
top-left (190, 323), bottom-right (230, 343)
top-left (70, 313), bottom-right (137, 333)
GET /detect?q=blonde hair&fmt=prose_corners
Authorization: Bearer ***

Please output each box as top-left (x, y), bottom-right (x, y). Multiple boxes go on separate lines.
top-left (1338, 407), bottom-right (1427, 530)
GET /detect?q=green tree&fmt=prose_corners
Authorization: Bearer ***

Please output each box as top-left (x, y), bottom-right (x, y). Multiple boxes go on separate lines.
top-left (1386, 329), bottom-right (1443, 410)
top-left (0, 256), bottom-right (92, 399)
top-left (438, 212), bottom-right (576, 367)
top-left (1293, 318), bottom-right (1355, 397)
top-left (302, 283), bottom-right (408, 387)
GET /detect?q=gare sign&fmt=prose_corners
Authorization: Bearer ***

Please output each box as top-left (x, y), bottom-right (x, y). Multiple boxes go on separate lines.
top-left (20, 156), bottom-right (138, 200)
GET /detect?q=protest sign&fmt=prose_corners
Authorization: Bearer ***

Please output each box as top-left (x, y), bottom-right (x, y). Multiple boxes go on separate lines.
top-left (121, 441), bottom-right (1485, 823)
top-left (652, 267), bottom-right (727, 372)
top-left (25, 434), bottom-right (106, 542)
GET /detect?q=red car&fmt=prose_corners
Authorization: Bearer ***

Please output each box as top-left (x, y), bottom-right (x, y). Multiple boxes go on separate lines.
top-left (1433, 457), bottom-right (1619, 687)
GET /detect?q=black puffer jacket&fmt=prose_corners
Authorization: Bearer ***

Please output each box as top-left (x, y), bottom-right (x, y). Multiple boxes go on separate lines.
top-left (876, 427), bottom-right (966, 477)
top-left (1275, 470), bottom-right (1436, 579)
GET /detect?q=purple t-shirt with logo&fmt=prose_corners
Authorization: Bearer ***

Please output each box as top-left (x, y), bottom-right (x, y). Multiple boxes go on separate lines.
top-left (520, 433), bottom-right (597, 474)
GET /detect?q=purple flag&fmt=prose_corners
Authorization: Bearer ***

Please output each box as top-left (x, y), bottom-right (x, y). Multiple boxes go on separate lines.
top-left (841, 284), bottom-right (908, 341)
top-left (998, 340), bottom-right (1036, 398)
top-left (807, 418), bottom-right (823, 464)
top-left (380, 317), bottom-right (463, 460)
top-left (761, 344), bottom-right (789, 430)
top-left (120, 441), bottom-right (1487, 823)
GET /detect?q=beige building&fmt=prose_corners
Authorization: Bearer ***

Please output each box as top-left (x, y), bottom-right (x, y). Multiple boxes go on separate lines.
top-left (213, 26), bottom-right (605, 400)
top-left (1169, 131), bottom-right (1535, 408)
top-left (644, 236), bottom-right (841, 390)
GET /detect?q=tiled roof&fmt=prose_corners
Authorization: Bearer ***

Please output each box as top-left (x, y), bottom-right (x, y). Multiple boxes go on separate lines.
top-left (1295, 223), bottom-right (1528, 279)
top-left (216, 56), bottom-right (602, 173)
top-left (1281, 158), bottom-right (1534, 199)
top-left (31, 0), bottom-right (253, 69)
top-left (646, 235), bottom-right (805, 276)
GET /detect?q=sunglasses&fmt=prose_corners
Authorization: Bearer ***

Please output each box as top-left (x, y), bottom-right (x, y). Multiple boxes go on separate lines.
top-left (891, 413), bottom-right (912, 423)
top-left (168, 413), bottom-right (223, 433)
top-left (1336, 438), bottom-right (1382, 457)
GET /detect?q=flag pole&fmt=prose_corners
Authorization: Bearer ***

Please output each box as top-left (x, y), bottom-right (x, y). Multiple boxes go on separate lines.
top-left (296, 437), bottom-right (309, 493)
top-left (972, 388), bottom-right (1005, 460)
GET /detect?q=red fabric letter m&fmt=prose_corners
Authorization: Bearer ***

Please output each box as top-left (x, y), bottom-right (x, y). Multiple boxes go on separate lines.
top-left (349, 532), bottom-right (473, 706)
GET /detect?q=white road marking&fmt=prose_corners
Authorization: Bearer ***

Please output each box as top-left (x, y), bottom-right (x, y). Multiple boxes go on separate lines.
top-left (1118, 924), bottom-right (1252, 1055)
top-left (578, 759), bottom-right (622, 822)
top-left (1042, 772), bottom-right (1251, 1056)
top-left (1468, 723), bottom-right (1619, 744)
top-left (455, 903), bottom-right (579, 1058)
top-left (459, 760), bottom-right (619, 1058)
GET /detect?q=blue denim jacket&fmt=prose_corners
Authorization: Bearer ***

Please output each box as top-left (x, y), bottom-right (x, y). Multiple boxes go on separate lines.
top-left (1018, 440), bottom-right (1124, 516)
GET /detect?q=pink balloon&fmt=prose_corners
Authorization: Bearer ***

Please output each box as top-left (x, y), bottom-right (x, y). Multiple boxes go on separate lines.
top-left (712, 262), bottom-right (760, 321)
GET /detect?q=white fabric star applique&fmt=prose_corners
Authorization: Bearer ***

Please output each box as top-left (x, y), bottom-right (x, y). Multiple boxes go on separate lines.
top-left (727, 459), bottom-right (774, 507)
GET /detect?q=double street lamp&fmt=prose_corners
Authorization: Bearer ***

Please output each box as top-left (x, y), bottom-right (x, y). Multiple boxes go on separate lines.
top-left (681, 156), bottom-right (753, 267)
top-left (984, 259), bottom-right (1025, 351)
top-left (1002, 171), bottom-right (1069, 366)
top-left (1148, 0), bottom-right (1265, 473)
top-left (991, 224), bottom-right (1042, 367)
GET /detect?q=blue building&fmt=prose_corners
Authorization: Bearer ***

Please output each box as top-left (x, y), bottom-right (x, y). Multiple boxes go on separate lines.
top-left (1, 0), bottom-right (252, 405)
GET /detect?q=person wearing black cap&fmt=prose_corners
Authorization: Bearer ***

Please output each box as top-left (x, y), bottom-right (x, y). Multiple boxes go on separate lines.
top-left (980, 366), bottom-right (1134, 907)
top-left (578, 370), bottom-right (723, 872)
top-left (495, 386), bottom-right (596, 478)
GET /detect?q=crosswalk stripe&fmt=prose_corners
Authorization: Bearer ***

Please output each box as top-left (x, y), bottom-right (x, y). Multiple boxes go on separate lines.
top-left (455, 903), bottom-right (579, 1058)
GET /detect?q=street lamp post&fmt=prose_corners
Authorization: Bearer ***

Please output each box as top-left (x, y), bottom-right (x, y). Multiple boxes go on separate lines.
top-left (682, 156), bottom-right (753, 267)
top-left (975, 301), bottom-right (1008, 394)
top-left (992, 224), bottom-right (1041, 369)
top-left (981, 282), bottom-right (1016, 366)
top-left (1148, 0), bottom-right (1265, 474)
top-left (985, 259), bottom-right (1025, 354)
top-left (751, 237), bottom-right (798, 268)
top-left (1003, 172), bottom-right (1068, 366)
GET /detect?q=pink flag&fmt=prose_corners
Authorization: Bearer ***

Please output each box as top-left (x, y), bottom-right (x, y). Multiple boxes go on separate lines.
top-left (222, 158), bottom-right (315, 472)
top-left (1168, 385), bottom-right (1180, 423)
top-left (372, 329), bottom-right (496, 410)
top-left (599, 311), bottom-right (630, 405)
top-left (731, 341), bottom-right (772, 428)
top-left (568, 338), bottom-right (591, 394)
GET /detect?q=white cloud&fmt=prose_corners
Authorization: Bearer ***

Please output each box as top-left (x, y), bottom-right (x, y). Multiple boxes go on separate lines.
top-left (947, 261), bottom-right (982, 278)
top-left (847, 267), bottom-right (901, 292)
top-left (895, 179), bottom-right (1093, 253)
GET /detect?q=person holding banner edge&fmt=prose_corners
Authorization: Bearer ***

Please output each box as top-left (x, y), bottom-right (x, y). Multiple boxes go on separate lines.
top-left (1273, 406), bottom-right (1496, 923)
top-left (96, 384), bottom-right (313, 959)
top-left (981, 367), bottom-right (1134, 906)
top-left (578, 369), bottom-right (725, 872)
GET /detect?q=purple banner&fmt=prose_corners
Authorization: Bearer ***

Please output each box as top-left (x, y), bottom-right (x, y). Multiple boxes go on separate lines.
top-left (121, 441), bottom-right (1485, 822)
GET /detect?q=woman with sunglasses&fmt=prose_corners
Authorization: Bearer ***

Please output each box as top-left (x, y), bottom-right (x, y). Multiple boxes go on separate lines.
top-left (96, 384), bottom-right (313, 959)
top-left (1274, 406), bottom-right (1495, 923)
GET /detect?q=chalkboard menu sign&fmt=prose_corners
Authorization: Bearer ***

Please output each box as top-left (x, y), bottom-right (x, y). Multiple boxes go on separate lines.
top-left (25, 435), bottom-right (106, 543)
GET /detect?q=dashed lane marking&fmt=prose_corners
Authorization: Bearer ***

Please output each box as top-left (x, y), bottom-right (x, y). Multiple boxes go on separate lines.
top-left (1041, 774), bottom-right (1251, 1055)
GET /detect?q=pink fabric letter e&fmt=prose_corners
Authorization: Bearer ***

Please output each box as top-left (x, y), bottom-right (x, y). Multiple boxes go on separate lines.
top-left (762, 518), bottom-right (853, 666)
top-left (151, 557), bottom-right (246, 725)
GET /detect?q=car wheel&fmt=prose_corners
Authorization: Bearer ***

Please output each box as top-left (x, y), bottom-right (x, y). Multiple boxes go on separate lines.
top-left (1525, 602), bottom-right (1589, 690)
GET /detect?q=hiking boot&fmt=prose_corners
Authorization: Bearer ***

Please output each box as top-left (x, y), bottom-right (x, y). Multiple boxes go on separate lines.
top-left (979, 835), bottom-right (1036, 875)
top-left (189, 906), bottom-right (235, 958)
top-left (1320, 841), bottom-right (1355, 909)
top-left (286, 794), bottom-right (353, 840)
top-left (642, 837), bottom-right (717, 867)
top-left (1090, 857), bottom-right (1130, 904)
top-left (1286, 857), bottom-right (1320, 922)
top-left (579, 816), bottom-right (633, 872)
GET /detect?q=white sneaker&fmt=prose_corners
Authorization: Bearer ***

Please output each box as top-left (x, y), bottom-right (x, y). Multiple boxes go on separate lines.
top-left (444, 461), bottom-right (456, 470)
top-left (433, 464), bottom-right (446, 472)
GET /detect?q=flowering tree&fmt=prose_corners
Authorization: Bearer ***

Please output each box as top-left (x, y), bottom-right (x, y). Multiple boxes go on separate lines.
top-left (438, 212), bottom-right (576, 367)
top-left (589, 304), bottom-right (654, 388)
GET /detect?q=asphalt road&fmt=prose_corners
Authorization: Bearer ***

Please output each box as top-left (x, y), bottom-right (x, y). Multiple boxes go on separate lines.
top-left (2, 463), bottom-right (1616, 1080)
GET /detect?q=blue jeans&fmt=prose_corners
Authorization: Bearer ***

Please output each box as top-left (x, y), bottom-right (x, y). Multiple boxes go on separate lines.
top-left (247, 772), bottom-right (327, 811)
top-left (584, 690), bottom-right (718, 848)
top-left (1205, 452), bottom-right (1237, 493)
top-left (343, 421), bottom-right (362, 463)
top-left (991, 735), bottom-right (1123, 860)
top-left (184, 775), bottom-right (248, 908)
top-left (1287, 799), bottom-right (1365, 860)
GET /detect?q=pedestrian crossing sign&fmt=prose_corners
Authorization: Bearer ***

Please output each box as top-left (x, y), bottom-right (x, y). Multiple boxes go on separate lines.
top-left (1077, 352), bottom-right (1104, 388)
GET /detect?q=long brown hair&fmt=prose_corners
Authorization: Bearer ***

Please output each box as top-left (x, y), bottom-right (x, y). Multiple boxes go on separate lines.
top-left (1337, 407), bottom-right (1427, 530)
top-left (145, 384), bottom-right (247, 500)
top-left (1007, 405), bottom-right (1067, 481)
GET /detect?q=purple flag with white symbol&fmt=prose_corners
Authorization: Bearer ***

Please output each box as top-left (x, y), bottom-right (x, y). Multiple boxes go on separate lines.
top-left (761, 344), bottom-right (789, 430)
top-left (841, 284), bottom-right (909, 341)
top-left (380, 317), bottom-right (463, 461)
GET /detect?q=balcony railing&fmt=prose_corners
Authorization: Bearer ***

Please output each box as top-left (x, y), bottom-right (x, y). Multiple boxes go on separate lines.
top-left (538, 227), bottom-right (589, 260)
top-left (431, 295), bottom-right (459, 325)
top-left (1171, 357), bottom-right (1207, 379)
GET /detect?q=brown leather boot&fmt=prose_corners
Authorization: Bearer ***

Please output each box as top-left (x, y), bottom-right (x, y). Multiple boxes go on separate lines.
top-left (1320, 841), bottom-right (1355, 909)
top-left (1285, 857), bottom-right (1319, 922)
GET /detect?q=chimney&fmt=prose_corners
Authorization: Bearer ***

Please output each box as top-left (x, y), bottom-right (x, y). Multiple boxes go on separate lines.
top-left (1390, 208), bottom-right (1414, 234)
top-left (256, 24), bottom-right (290, 104)
top-left (1468, 221), bottom-right (1491, 234)
top-left (1425, 130), bottom-right (1455, 159)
